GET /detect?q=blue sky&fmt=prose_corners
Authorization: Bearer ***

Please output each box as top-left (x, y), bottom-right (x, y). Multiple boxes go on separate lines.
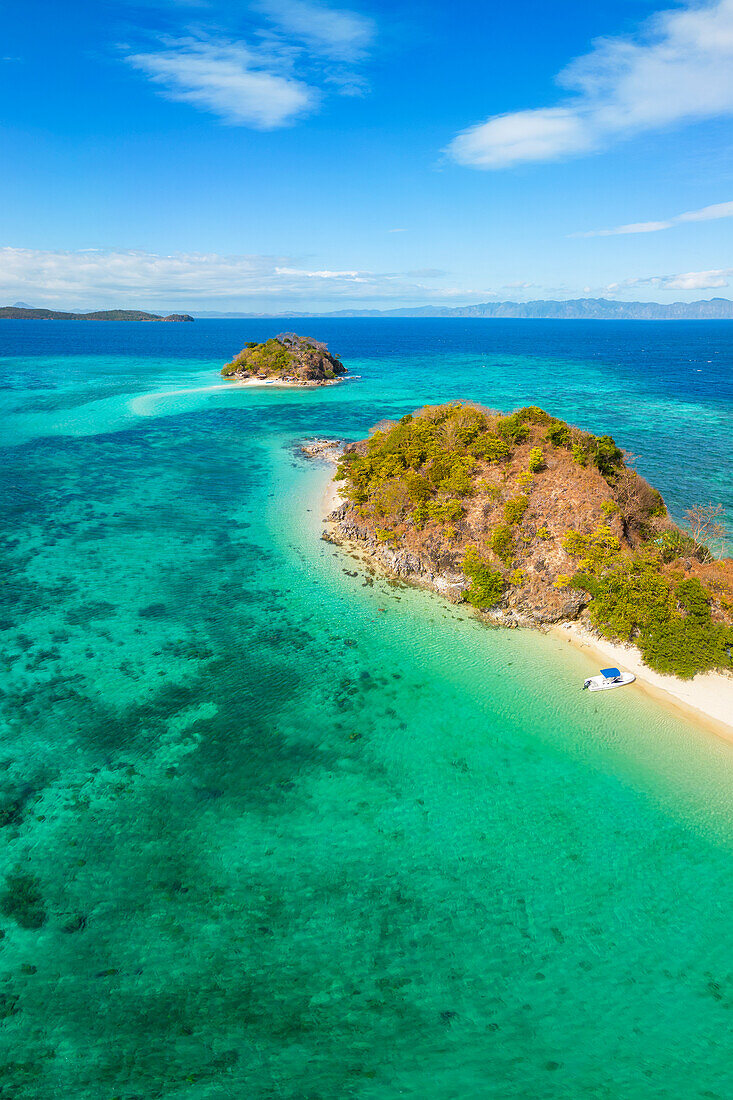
top-left (2, 0), bottom-right (733, 310)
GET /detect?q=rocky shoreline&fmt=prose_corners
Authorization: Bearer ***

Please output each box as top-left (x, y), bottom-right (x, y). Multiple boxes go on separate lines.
top-left (322, 498), bottom-right (586, 627)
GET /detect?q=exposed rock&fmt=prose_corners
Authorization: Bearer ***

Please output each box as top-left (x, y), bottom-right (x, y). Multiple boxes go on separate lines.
top-left (301, 438), bottom-right (344, 460)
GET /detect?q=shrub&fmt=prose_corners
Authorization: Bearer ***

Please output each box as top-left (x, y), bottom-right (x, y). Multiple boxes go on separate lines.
top-left (490, 523), bottom-right (514, 564)
top-left (637, 578), bottom-right (732, 678)
top-left (528, 447), bottom-right (545, 473)
top-left (655, 528), bottom-right (699, 562)
top-left (570, 547), bottom-right (733, 678)
top-left (426, 499), bottom-right (464, 524)
top-left (427, 453), bottom-right (453, 486)
top-left (591, 435), bottom-right (624, 478)
top-left (440, 456), bottom-right (476, 497)
top-left (547, 422), bottom-right (571, 447)
top-left (572, 444), bottom-right (587, 467)
top-left (476, 479), bottom-right (501, 499)
top-left (562, 524), bottom-right (621, 568)
top-left (373, 478), bottom-right (411, 520)
top-left (463, 548), bottom-right (505, 609)
top-left (496, 415), bottom-right (530, 443)
top-left (504, 495), bottom-right (529, 525)
top-left (470, 434), bottom-right (511, 462)
top-left (405, 472), bottom-right (431, 504)
top-left (515, 406), bottom-right (552, 425)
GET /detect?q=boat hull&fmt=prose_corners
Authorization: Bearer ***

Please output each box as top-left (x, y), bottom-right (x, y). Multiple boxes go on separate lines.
top-left (584, 673), bottom-right (636, 691)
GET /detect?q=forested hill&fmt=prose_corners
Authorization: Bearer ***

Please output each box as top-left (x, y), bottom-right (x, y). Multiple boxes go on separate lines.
top-left (328, 402), bottom-right (733, 678)
top-left (0, 307), bottom-right (194, 321)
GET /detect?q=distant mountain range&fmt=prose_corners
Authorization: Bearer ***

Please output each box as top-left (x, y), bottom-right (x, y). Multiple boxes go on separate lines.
top-left (0, 307), bottom-right (194, 321)
top-left (193, 297), bottom-right (733, 320)
top-left (4, 298), bottom-right (732, 322)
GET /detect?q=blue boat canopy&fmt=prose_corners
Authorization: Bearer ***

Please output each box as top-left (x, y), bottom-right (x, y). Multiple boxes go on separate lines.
top-left (600, 667), bottom-right (621, 678)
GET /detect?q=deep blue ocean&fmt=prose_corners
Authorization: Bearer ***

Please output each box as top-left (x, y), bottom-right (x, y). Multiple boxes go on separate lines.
top-left (0, 319), bottom-right (732, 1098)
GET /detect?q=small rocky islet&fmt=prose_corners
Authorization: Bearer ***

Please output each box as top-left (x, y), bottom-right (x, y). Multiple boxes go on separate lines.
top-left (222, 332), bottom-right (348, 385)
top-left (324, 401), bottom-right (733, 679)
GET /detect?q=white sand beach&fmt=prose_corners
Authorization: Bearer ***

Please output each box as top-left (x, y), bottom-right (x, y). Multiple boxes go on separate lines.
top-left (228, 377), bottom-right (342, 389)
top-left (556, 620), bottom-right (733, 743)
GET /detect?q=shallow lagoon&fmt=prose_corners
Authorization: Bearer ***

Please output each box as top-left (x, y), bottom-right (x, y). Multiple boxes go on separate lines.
top-left (0, 319), bottom-right (732, 1098)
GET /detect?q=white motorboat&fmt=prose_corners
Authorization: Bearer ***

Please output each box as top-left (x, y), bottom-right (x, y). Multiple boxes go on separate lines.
top-left (582, 667), bottom-right (636, 691)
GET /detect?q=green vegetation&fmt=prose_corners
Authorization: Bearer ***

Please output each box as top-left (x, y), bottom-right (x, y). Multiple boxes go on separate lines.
top-left (528, 447), bottom-right (545, 472)
top-left (223, 337), bottom-right (297, 377)
top-left (463, 548), bottom-right (505, 609)
top-left (564, 524), bottom-right (733, 678)
top-left (490, 523), bottom-right (514, 564)
top-left (336, 404), bottom-right (493, 510)
top-left (222, 333), bottom-right (346, 382)
top-left (504, 494), bottom-right (529, 525)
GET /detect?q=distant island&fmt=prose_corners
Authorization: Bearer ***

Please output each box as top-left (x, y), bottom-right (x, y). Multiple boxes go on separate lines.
top-left (0, 307), bottom-right (194, 322)
top-left (325, 402), bottom-right (733, 680)
top-left (195, 297), bottom-right (733, 320)
top-left (222, 333), bottom-right (348, 386)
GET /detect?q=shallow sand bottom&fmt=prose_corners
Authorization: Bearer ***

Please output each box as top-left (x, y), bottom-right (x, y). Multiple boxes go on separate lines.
top-left (555, 621), bottom-right (733, 743)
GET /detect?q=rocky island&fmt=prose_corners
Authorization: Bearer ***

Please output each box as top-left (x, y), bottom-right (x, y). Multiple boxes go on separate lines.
top-left (222, 332), bottom-right (347, 386)
top-left (325, 401), bottom-right (733, 680)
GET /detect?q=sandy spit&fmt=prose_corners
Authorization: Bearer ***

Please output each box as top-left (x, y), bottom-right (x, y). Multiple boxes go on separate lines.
top-left (555, 621), bottom-right (733, 744)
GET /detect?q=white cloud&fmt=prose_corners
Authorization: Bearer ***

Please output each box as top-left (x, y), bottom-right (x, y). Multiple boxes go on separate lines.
top-left (0, 247), bottom-right (461, 308)
top-left (666, 270), bottom-right (730, 289)
top-left (576, 198), bottom-right (733, 237)
top-left (575, 220), bottom-right (673, 238)
top-left (255, 0), bottom-right (375, 62)
top-left (448, 108), bottom-right (590, 169)
top-left (446, 0), bottom-right (733, 168)
top-left (125, 2), bottom-right (375, 123)
top-left (126, 37), bottom-right (317, 128)
top-left (613, 268), bottom-right (732, 291)
top-left (676, 199), bottom-right (733, 223)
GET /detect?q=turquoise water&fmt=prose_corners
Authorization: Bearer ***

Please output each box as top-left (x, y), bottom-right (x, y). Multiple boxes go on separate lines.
top-left (1, 319), bottom-right (732, 1097)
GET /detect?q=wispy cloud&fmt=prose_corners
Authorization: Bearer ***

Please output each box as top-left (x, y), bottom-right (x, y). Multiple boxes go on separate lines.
top-left (608, 269), bottom-right (732, 292)
top-left (254, 0), bottom-right (375, 62)
top-left (446, 0), bottom-right (733, 169)
top-left (126, 37), bottom-right (317, 128)
top-left (575, 199), bottom-right (733, 237)
top-left (125, 1), bottom-right (376, 126)
top-left (576, 220), bottom-right (674, 238)
top-left (0, 247), bottom-right (461, 309)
